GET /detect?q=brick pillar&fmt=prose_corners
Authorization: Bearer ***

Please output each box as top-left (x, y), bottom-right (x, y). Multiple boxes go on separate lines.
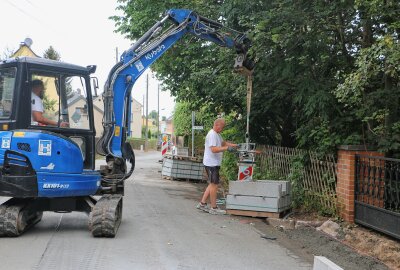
top-left (336, 145), bottom-right (384, 223)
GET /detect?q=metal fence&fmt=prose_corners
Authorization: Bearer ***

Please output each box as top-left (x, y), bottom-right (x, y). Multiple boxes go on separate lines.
top-left (355, 155), bottom-right (400, 239)
top-left (257, 145), bottom-right (337, 212)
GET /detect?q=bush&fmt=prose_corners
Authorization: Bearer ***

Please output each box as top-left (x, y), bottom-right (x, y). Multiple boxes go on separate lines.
top-left (220, 152), bottom-right (238, 190)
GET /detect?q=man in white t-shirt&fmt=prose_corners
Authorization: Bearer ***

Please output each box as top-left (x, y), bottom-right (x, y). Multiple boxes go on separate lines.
top-left (31, 80), bottom-right (68, 127)
top-left (197, 118), bottom-right (238, 214)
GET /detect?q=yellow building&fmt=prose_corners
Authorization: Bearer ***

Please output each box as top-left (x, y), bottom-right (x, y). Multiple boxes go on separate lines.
top-left (12, 41), bottom-right (39, 58)
top-left (12, 40), bottom-right (58, 109)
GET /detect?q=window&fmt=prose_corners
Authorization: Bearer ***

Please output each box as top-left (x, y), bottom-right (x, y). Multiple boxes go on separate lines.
top-left (30, 73), bottom-right (90, 129)
top-left (0, 68), bottom-right (16, 119)
top-left (65, 75), bottom-right (89, 129)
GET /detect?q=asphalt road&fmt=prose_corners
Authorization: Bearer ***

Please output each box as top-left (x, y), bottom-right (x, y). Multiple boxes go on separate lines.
top-left (0, 151), bottom-right (311, 270)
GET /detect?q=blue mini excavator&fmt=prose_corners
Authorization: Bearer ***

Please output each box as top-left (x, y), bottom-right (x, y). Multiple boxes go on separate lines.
top-left (0, 9), bottom-right (254, 237)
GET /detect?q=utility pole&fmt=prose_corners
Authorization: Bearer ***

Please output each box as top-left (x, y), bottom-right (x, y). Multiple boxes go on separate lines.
top-left (145, 74), bottom-right (149, 151)
top-left (191, 111), bottom-right (195, 157)
top-left (142, 95), bottom-right (145, 126)
top-left (157, 84), bottom-right (160, 138)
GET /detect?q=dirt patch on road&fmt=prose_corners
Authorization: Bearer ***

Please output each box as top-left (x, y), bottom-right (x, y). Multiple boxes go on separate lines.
top-left (342, 225), bottom-right (400, 270)
top-left (281, 226), bottom-right (387, 270)
top-left (248, 213), bottom-right (389, 270)
top-left (285, 211), bottom-right (400, 269)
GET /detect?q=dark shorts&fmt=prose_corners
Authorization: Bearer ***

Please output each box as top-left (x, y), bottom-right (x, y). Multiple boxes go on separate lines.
top-left (204, 166), bottom-right (220, 184)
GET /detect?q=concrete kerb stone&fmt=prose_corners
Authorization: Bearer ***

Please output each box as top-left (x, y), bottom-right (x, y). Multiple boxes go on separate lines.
top-left (266, 218), bottom-right (325, 230)
top-left (266, 218), bottom-right (296, 230)
top-left (295, 220), bottom-right (325, 229)
top-left (313, 256), bottom-right (344, 270)
top-left (316, 220), bottom-right (341, 238)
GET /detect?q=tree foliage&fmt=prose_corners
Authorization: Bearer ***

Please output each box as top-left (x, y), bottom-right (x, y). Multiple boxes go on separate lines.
top-left (43, 46), bottom-right (61, 61)
top-left (0, 47), bottom-right (15, 61)
top-left (148, 110), bottom-right (158, 120)
top-left (173, 101), bottom-right (215, 137)
top-left (112, 0), bottom-right (400, 155)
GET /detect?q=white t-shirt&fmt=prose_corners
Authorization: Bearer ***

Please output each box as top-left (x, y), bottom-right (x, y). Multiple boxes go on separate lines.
top-left (31, 93), bottom-right (44, 125)
top-left (203, 129), bottom-right (223, 166)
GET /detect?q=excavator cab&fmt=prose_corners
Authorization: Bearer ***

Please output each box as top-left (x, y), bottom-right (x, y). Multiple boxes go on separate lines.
top-left (0, 57), bottom-right (97, 169)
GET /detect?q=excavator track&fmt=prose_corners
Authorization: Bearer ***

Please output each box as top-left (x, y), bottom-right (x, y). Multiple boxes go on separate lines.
top-left (88, 194), bottom-right (123, 238)
top-left (0, 199), bottom-right (43, 237)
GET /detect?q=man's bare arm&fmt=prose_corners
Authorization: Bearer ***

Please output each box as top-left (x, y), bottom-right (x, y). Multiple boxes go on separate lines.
top-left (32, 111), bottom-right (58, 126)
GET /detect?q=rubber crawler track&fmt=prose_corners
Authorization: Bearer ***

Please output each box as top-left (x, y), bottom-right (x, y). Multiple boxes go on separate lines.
top-left (0, 202), bottom-right (42, 237)
top-left (89, 194), bottom-right (123, 238)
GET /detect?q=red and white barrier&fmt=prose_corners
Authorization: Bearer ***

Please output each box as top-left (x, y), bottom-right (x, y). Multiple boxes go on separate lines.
top-left (161, 135), bottom-right (168, 156)
top-left (238, 164), bottom-right (254, 181)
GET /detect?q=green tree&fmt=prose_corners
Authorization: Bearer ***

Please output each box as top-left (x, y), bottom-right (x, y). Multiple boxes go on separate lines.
top-left (43, 46), bottom-right (74, 98)
top-left (112, 0), bottom-right (400, 155)
top-left (43, 46), bottom-right (61, 61)
top-left (148, 110), bottom-right (158, 120)
top-left (334, 0), bottom-right (400, 155)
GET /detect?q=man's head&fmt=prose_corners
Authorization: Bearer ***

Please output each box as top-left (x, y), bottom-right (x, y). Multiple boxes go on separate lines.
top-left (31, 79), bottom-right (44, 99)
top-left (213, 118), bottom-right (225, 133)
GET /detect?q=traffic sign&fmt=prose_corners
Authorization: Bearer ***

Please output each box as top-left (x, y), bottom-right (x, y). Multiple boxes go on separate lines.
top-left (193, 126), bottom-right (204, 130)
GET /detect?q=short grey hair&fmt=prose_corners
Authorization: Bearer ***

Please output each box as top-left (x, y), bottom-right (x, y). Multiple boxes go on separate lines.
top-left (214, 118), bottom-right (225, 126)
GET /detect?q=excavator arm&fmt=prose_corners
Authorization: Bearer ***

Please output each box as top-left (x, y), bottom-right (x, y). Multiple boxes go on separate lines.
top-left (97, 9), bottom-right (253, 175)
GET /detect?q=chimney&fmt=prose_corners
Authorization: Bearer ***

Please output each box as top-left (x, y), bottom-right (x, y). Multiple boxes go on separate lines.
top-left (21, 38), bottom-right (33, 47)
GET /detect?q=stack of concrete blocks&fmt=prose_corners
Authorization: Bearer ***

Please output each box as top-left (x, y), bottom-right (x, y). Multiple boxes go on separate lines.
top-left (162, 157), bottom-right (205, 181)
top-left (176, 147), bottom-right (189, 157)
top-left (226, 180), bottom-right (291, 213)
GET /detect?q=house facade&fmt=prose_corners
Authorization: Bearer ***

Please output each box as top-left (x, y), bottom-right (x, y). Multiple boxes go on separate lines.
top-left (93, 96), bottom-right (142, 138)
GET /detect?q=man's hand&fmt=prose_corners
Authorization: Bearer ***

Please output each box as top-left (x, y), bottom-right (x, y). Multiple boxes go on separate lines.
top-left (227, 146), bottom-right (235, 152)
top-left (227, 144), bottom-right (239, 152)
top-left (60, 121), bottom-right (69, 128)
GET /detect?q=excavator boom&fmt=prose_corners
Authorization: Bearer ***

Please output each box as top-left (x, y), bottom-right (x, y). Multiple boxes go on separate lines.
top-left (97, 9), bottom-right (253, 161)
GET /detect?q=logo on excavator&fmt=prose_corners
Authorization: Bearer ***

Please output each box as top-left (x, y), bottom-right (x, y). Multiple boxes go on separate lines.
top-left (134, 60), bottom-right (144, 72)
top-left (38, 140), bottom-right (52, 156)
top-left (40, 163), bottom-right (55, 170)
top-left (145, 45), bottom-right (166, 60)
top-left (43, 183), bottom-right (70, 189)
top-left (1, 137), bottom-right (10, 149)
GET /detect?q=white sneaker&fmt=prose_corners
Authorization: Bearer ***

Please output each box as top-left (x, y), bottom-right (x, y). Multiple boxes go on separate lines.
top-left (208, 207), bottom-right (226, 215)
top-left (196, 202), bottom-right (208, 212)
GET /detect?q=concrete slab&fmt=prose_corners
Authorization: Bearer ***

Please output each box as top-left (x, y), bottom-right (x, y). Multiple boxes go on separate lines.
top-left (313, 256), bottom-right (343, 270)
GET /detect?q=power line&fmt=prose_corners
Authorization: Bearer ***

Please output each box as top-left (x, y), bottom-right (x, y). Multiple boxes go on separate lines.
top-left (24, 0), bottom-right (37, 8)
top-left (4, 0), bottom-right (59, 35)
top-left (4, 0), bottom-right (43, 25)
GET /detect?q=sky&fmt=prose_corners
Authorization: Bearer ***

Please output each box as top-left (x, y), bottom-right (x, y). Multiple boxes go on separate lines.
top-left (0, 0), bottom-right (175, 118)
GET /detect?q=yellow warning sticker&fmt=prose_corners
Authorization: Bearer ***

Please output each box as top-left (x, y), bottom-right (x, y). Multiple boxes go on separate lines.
top-left (114, 126), bottom-right (121, 137)
top-left (13, 132), bottom-right (25, 137)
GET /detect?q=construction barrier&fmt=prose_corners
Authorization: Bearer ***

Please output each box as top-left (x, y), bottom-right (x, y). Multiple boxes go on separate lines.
top-left (161, 135), bottom-right (168, 156)
top-left (238, 163), bottom-right (254, 181)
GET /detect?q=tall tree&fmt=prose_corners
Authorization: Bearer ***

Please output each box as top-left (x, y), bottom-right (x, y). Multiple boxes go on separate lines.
top-left (148, 110), bottom-right (158, 120)
top-left (43, 46), bottom-right (61, 60)
top-left (112, 0), bottom-right (400, 155)
top-left (335, 0), bottom-right (400, 155)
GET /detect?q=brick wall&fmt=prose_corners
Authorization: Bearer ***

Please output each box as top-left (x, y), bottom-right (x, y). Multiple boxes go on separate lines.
top-left (336, 146), bottom-right (384, 223)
